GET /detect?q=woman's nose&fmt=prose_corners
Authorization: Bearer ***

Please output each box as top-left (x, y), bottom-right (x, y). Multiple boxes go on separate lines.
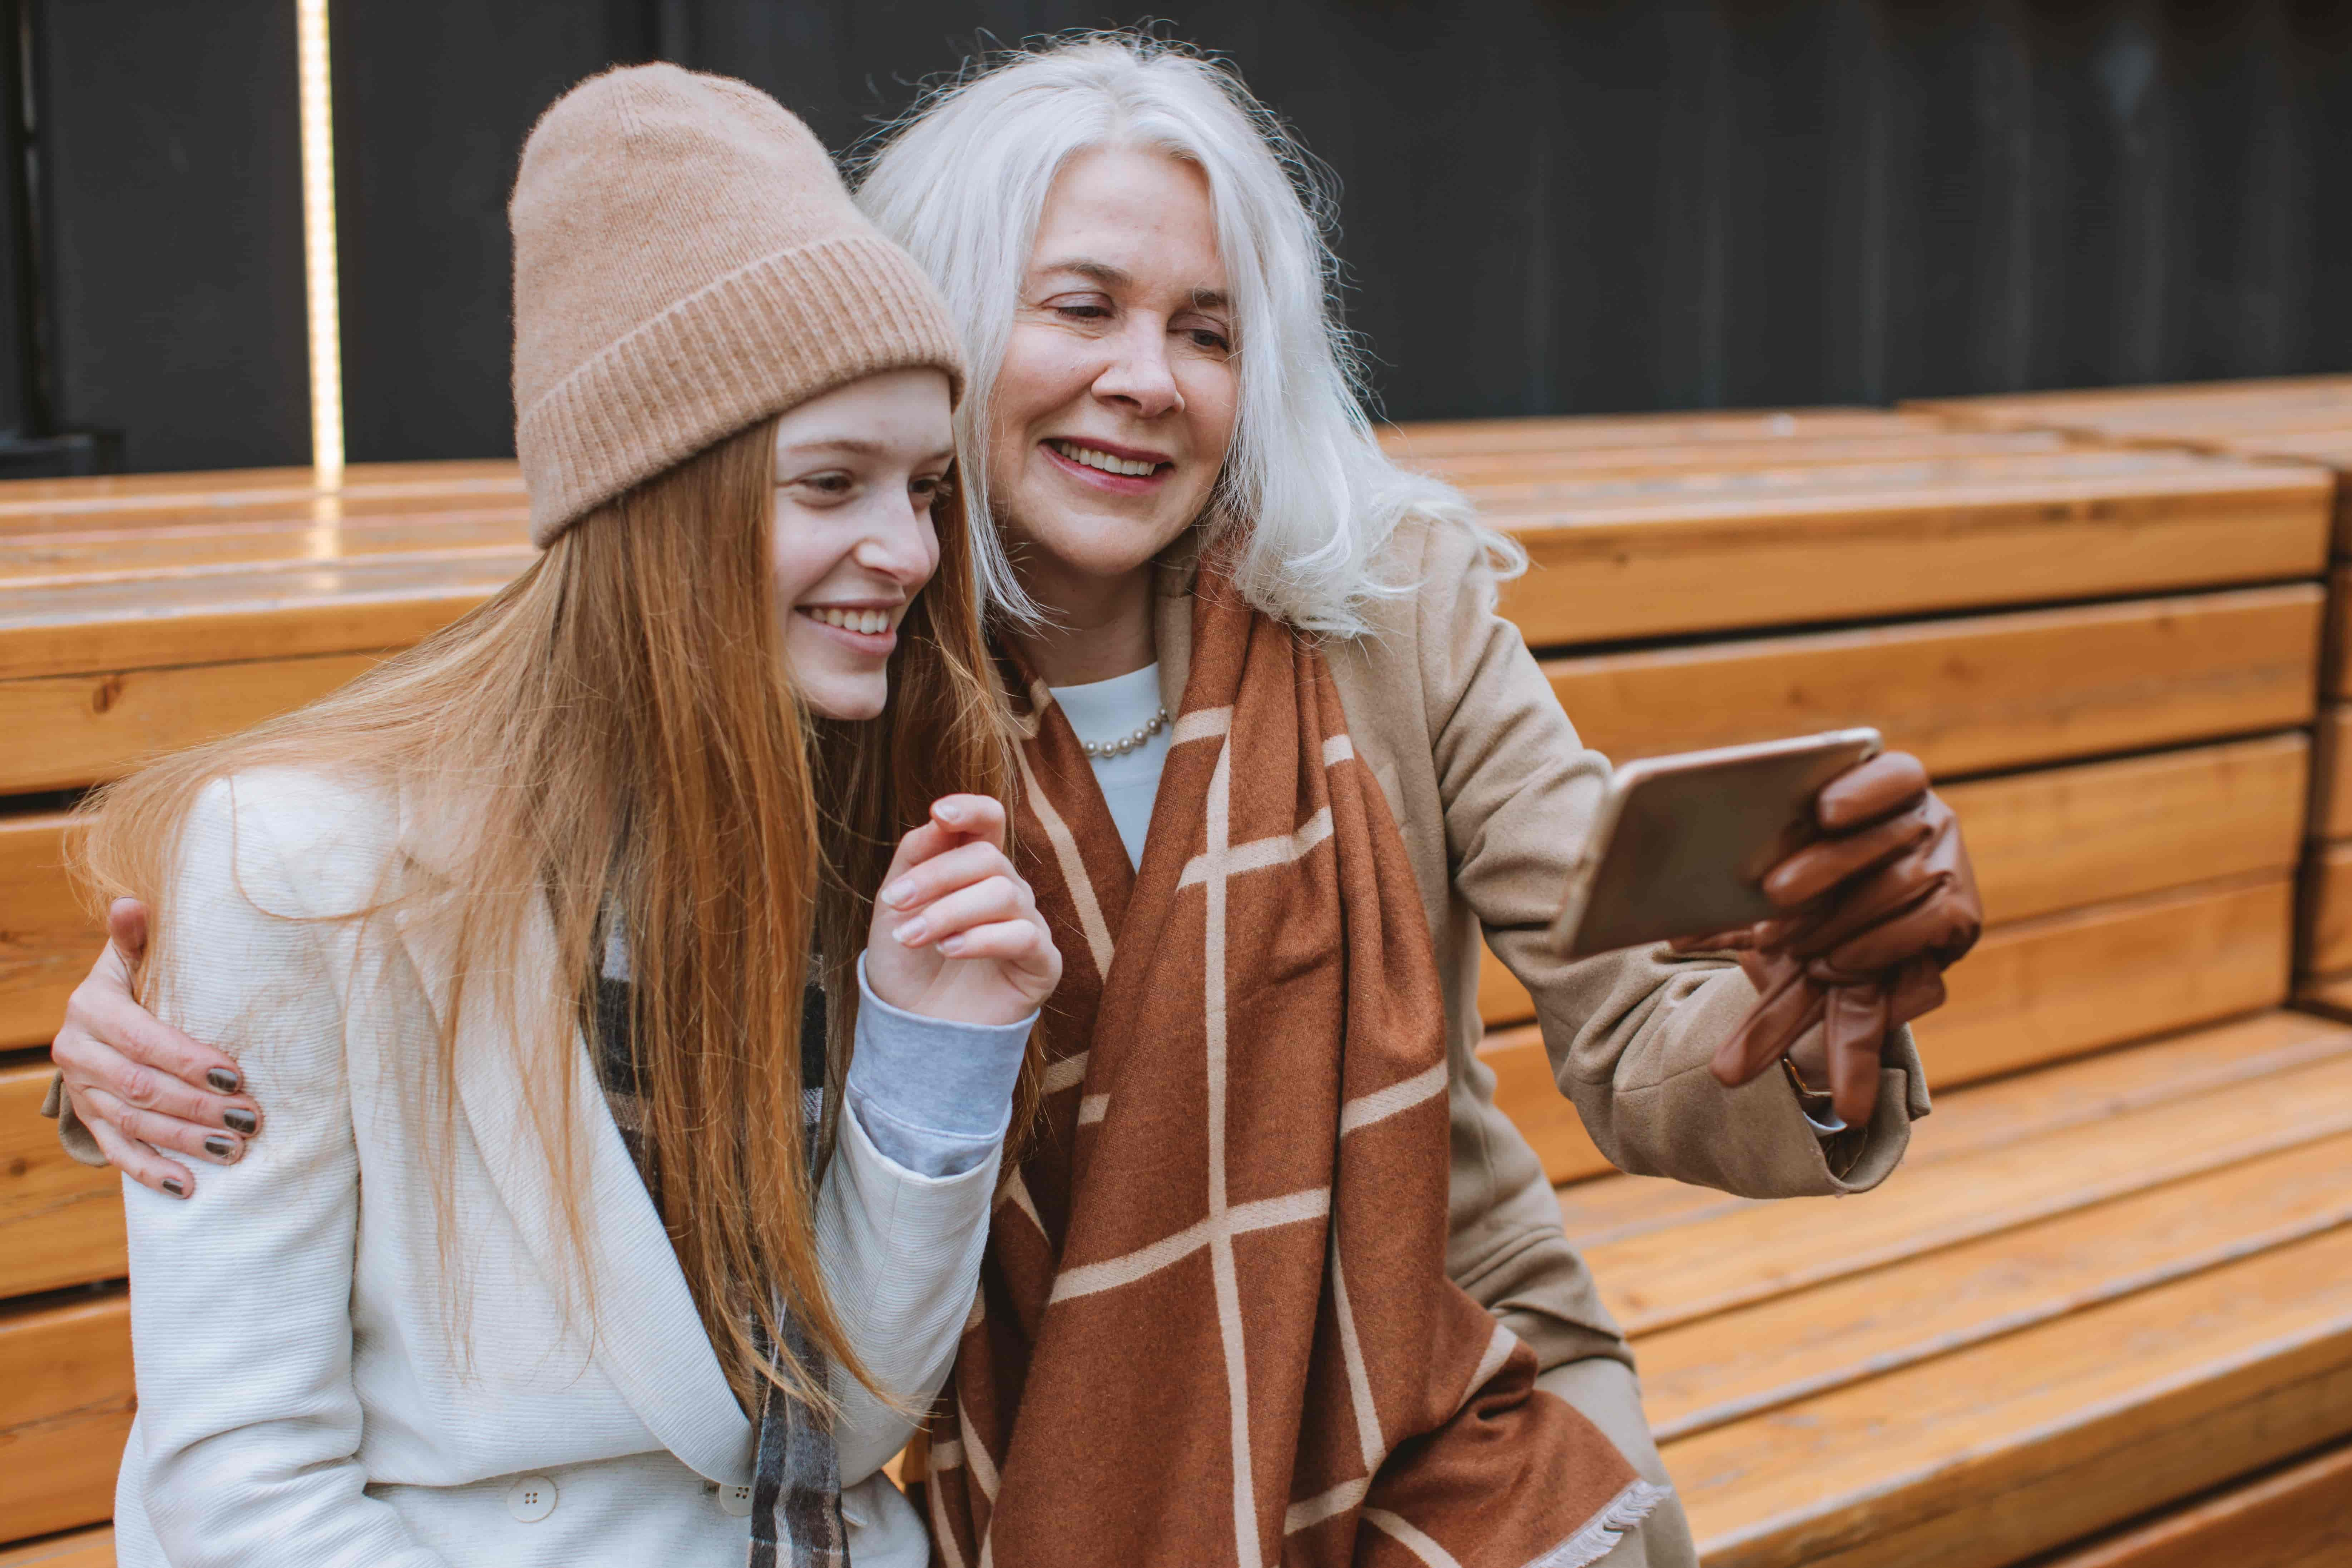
top-left (851, 503), bottom-right (939, 584)
top-left (1093, 319), bottom-right (1184, 418)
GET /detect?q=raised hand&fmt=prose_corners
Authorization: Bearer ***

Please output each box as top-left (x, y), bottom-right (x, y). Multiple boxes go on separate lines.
top-left (51, 898), bottom-right (265, 1198)
top-left (865, 795), bottom-right (1061, 1027)
top-left (1686, 751), bottom-right (1982, 1126)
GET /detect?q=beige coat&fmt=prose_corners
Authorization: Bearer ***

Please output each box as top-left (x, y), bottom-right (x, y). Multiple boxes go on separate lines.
top-left (1152, 517), bottom-right (1928, 1380)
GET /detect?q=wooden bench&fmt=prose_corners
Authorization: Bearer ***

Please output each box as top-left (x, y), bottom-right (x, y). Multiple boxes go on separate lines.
top-left (1390, 407), bottom-right (2351, 1563)
top-left (1908, 377), bottom-right (2352, 1024)
top-left (6, 414), bottom-right (2351, 1563)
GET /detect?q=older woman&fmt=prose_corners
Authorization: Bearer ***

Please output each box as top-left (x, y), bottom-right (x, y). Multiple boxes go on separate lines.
top-left (51, 33), bottom-right (1977, 1568)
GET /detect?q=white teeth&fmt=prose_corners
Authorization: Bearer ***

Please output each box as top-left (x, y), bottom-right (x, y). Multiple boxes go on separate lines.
top-left (807, 606), bottom-right (895, 634)
top-left (1053, 440), bottom-right (1158, 478)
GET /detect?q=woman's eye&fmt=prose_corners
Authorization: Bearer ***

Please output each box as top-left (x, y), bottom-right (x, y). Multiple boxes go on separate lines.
top-left (912, 475), bottom-right (954, 503)
top-left (1187, 328), bottom-right (1232, 352)
top-left (792, 473), bottom-right (854, 497)
top-left (1053, 302), bottom-right (1111, 321)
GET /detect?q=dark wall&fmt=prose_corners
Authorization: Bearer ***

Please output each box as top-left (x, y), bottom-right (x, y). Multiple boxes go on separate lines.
top-left (23, 1), bottom-right (2352, 470)
top-left (37, 0), bottom-right (310, 470)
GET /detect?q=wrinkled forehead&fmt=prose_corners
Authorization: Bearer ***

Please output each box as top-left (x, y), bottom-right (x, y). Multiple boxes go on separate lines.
top-left (1028, 145), bottom-right (1230, 303)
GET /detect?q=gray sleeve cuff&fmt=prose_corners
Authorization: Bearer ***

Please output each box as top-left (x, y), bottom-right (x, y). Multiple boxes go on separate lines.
top-left (843, 954), bottom-right (1036, 1179)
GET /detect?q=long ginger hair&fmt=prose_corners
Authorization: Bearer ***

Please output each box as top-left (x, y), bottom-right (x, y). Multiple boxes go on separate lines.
top-left (74, 416), bottom-right (1021, 1411)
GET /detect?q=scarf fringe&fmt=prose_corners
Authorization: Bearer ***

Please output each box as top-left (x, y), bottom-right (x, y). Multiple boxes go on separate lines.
top-left (1523, 1479), bottom-right (1675, 1568)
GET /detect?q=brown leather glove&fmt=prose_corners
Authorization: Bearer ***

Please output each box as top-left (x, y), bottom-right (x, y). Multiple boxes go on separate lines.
top-left (1677, 751), bottom-right (1982, 1126)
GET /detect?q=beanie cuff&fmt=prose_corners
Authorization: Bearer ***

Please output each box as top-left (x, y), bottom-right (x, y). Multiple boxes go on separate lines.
top-left (517, 233), bottom-right (966, 546)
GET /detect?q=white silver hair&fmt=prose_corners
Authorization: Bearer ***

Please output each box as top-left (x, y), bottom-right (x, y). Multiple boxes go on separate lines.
top-left (851, 31), bottom-right (1524, 636)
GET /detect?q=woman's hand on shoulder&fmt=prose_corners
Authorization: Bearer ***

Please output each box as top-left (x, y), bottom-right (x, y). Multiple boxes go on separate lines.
top-left (864, 796), bottom-right (1061, 1027)
top-left (52, 898), bottom-right (265, 1198)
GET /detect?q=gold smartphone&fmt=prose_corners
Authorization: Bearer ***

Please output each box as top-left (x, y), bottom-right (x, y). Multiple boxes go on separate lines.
top-left (1553, 728), bottom-right (1883, 960)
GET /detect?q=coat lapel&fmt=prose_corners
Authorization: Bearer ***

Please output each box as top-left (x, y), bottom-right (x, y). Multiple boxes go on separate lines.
top-left (389, 789), bottom-right (756, 1485)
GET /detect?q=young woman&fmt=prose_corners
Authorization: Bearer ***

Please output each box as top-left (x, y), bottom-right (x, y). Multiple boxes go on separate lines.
top-left (53, 34), bottom-right (1979, 1568)
top-left (61, 65), bottom-right (1058, 1568)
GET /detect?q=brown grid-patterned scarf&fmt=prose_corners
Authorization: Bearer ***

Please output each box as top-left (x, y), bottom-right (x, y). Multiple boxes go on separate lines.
top-left (920, 557), bottom-right (1667, 1567)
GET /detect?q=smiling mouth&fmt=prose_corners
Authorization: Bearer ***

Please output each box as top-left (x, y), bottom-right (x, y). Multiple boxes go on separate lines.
top-left (799, 604), bottom-right (901, 635)
top-left (1047, 439), bottom-right (1170, 478)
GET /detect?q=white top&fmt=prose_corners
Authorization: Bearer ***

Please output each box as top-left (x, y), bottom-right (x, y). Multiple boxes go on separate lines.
top-left (1050, 662), bottom-right (1170, 869)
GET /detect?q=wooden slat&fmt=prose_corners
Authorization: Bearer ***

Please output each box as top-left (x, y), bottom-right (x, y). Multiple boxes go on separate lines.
top-left (1913, 873), bottom-right (2291, 1088)
top-left (1484, 454), bottom-right (2328, 648)
top-left (2039, 1440), bottom-right (2352, 1568)
top-left (0, 814), bottom-right (93, 1050)
top-left (2311, 704), bottom-right (2352, 840)
top-left (0, 459), bottom-right (520, 515)
top-left (1636, 1130), bottom-right (2352, 1441)
top-left (1474, 735), bottom-right (2308, 1034)
top-left (1927, 734), bottom-right (2303, 925)
top-left (1557, 1010), bottom-right (2352, 1248)
top-left (1584, 1043), bottom-right (2352, 1337)
top-left (1495, 874), bottom-right (2294, 1176)
top-left (2297, 841), bottom-right (2352, 977)
top-left (1668, 1225), bottom-right (2352, 1568)
top-left (0, 652), bottom-right (387, 795)
top-left (0, 505), bottom-right (527, 579)
top-left (0, 1293), bottom-right (132, 1545)
top-left (1545, 584), bottom-right (2323, 777)
top-left (0, 555), bottom-right (519, 681)
top-left (1910, 375), bottom-right (2352, 436)
top-left (1379, 408), bottom-right (1945, 459)
top-left (0, 1063), bottom-right (123, 1297)
top-left (1413, 427), bottom-right (2074, 484)
top-left (0, 1526), bottom-right (114, 1567)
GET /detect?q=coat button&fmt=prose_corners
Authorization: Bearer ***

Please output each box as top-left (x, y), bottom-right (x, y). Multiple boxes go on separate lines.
top-left (718, 1482), bottom-right (755, 1518)
top-left (506, 1474), bottom-right (558, 1523)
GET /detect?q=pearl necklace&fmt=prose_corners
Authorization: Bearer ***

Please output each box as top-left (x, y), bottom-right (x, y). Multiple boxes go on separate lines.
top-left (1079, 705), bottom-right (1170, 759)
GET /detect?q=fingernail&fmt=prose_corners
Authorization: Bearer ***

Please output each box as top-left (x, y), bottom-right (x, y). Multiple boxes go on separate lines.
top-left (936, 801), bottom-right (967, 825)
top-left (893, 918), bottom-right (929, 946)
top-left (161, 1177), bottom-right (186, 1197)
top-left (223, 1109), bottom-right (257, 1136)
top-left (204, 1136), bottom-right (236, 1162)
top-left (880, 879), bottom-right (914, 909)
top-left (938, 935), bottom-right (966, 957)
top-left (206, 1067), bottom-right (241, 1093)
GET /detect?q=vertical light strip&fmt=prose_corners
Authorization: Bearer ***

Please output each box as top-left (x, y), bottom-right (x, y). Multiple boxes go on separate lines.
top-left (295, 0), bottom-right (344, 489)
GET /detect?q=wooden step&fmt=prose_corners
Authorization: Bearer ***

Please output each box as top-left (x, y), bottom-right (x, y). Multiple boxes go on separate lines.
top-left (0, 651), bottom-right (388, 796)
top-left (2308, 704), bottom-right (2352, 837)
top-left (2035, 1439), bottom-right (2352, 1568)
top-left (1556, 1010), bottom-right (2352, 1248)
top-left (1637, 1129), bottom-right (2352, 1441)
top-left (1479, 451), bottom-right (2328, 647)
top-left (0, 1062), bottom-right (123, 1297)
top-left (0, 814), bottom-right (92, 1050)
top-left (1545, 584), bottom-right (2322, 777)
top-left (0, 1292), bottom-right (131, 1545)
top-left (1670, 1221), bottom-right (2352, 1568)
top-left (1587, 1039), bottom-right (2352, 1336)
top-left (1480, 872), bottom-right (2292, 1179)
top-left (0, 554), bottom-right (520, 684)
top-left (1593, 1013), bottom-right (2352, 1568)
top-left (1476, 735), bottom-right (2307, 1033)
top-left (0, 1525), bottom-right (114, 1567)
top-left (1412, 427), bottom-right (2075, 484)
top-left (1379, 407), bottom-right (1946, 459)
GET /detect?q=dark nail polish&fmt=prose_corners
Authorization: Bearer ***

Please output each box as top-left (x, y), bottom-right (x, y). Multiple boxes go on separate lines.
top-left (161, 1177), bottom-right (186, 1197)
top-left (206, 1068), bottom-right (241, 1094)
top-left (223, 1109), bottom-right (257, 1136)
top-left (204, 1136), bottom-right (234, 1161)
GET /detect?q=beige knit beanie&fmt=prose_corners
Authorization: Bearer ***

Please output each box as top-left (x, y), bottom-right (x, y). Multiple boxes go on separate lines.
top-left (510, 64), bottom-right (965, 546)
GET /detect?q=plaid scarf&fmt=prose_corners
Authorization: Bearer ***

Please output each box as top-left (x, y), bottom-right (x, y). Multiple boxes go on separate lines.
top-left (592, 942), bottom-right (846, 1567)
top-left (920, 556), bottom-right (1668, 1567)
